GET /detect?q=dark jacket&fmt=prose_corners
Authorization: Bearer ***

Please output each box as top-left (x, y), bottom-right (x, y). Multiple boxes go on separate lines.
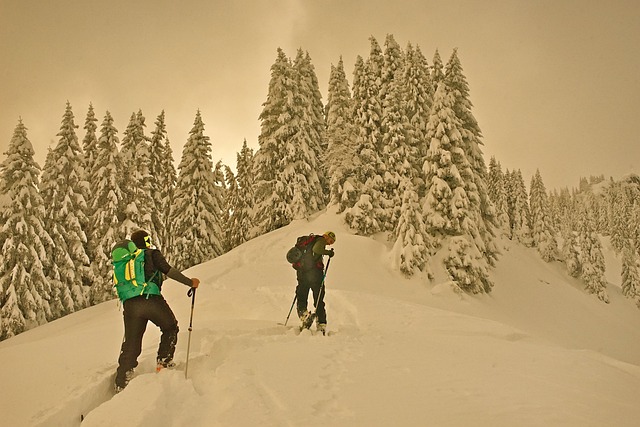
top-left (144, 249), bottom-right (192, 289)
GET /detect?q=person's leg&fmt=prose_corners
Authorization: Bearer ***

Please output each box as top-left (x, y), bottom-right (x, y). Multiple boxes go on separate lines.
top-left (310, 268), bottom-right (327, 325)
top-left (147, 296), bottom-right (179, 366)
top-left (115, 297), bottom-right (148, 387)
top-left (295, 271), bottom-right (311, 318)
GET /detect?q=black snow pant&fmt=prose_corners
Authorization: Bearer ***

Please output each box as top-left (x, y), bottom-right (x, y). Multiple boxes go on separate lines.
top-left (296, 267), bottom-right (327, 325)
top-left (115, 294), bottom-right (179, 387)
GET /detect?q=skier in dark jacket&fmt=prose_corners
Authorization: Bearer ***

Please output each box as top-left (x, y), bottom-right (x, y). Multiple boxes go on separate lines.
top-left (114, 229), bottom-right (199, 392)
top-left (296, 231), bottom-right (335, 334)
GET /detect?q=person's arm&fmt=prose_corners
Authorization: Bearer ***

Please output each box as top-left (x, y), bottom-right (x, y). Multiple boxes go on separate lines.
top-left (152, 250), bottom-right (199, 287)
top-left (312, 237), bottom-right (334, 257)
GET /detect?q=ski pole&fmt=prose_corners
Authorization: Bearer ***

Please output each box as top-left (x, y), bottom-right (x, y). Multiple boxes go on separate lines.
top-left (315, 257), bottom-right (331, 310)
top-left (283, 293), bottom-right (297, 326)
top-left (184, 287), bottom-right (196, 380)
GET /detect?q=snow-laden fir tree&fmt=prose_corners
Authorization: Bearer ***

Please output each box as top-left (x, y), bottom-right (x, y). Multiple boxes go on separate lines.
top-left (148, 110), bottom-right (176, 250)
top-left (621, 244), bottom-right (640, 300)
top-left (253, 48), bottom-right (325, 234)
top-left (39, 102), bottom-right (90, 311)
top-left (444, 49), bottom-right (498, 265)
top-left (529, 169), bottom-right (558, 262)
top-left (286, 50), bottom-right (326, 217)
top-left (222, 165), bottom-right (238, 252)
top-left (422, 82), bottom-right (492, 293)
top-left (345, 39), bottom-right (387, 235)
top-left (431, 49), bottom-right (444, 93)
top-left (561, 227), bottom-right (581, 278)
top-left (487, 157), bottom-right (510, 235)
top-left (325, 57), bottom-right (357, 211)
top-left (88, 111), bottom-right (126, 304)
top-left (119, 110), bottom-right (156, 239)
top-left (253, 48), bottom-right (297, 233)
top-left (295, 49), bottom-right (329, 197)
top-left (40, 149), bottom-right (75, 316)
top-left (227, 140), bottom-right (255, 246)
top-left (380, 34), bottom-right (413, 232)
top-left (577, 200), bottom-right (609, 303)
top-left (0, 120), bottom-right (53, 339)
top-left (507, 169), bottom-right (533, 246)
top-left (82, 103), bottom-right (99, 180)
top-left (169, 111), bottom-right (224, 270)
top-left (633, 202), bottom-right (640, 256)
top-left (607, 182), bottom-right (630, 254)
top-left (403, 43), bottom-right (433, 195)
top-left (391, 177), bottom-right (431, 277)
top-left (213, 160), bottom-right (229, 250)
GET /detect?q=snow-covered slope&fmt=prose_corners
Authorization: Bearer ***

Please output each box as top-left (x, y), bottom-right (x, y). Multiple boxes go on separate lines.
top-left (2, 209), bottom-right (640, 427)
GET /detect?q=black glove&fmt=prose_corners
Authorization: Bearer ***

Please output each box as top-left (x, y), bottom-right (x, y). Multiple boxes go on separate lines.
top-left (328, 248), bottom-right (335, 258)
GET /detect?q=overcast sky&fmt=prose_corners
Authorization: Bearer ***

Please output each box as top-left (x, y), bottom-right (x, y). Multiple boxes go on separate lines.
top-left (1, 0), bottom-right (639, 190)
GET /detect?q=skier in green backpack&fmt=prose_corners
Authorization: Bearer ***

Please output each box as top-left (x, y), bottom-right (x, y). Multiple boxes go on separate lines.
top-left (114, 229), bottom-right (200, 392)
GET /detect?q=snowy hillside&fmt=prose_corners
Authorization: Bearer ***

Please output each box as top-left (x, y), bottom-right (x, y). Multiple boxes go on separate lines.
top-left (2, 208), bottom-right (640, 427)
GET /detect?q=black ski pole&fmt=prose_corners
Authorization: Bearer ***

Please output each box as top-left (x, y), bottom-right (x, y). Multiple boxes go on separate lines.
top-left (185, 287), bottom-right (196, 380)
top-left (283, 294), bottom-right (297, 326)
top-left (314, 257), bottom-right (331, 311)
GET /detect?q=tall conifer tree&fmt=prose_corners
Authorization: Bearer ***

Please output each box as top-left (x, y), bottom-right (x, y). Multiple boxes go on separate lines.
top-left (530, 169), bottom-right (558, 262)
top-left (89, 111), bottom-right (126, 303)
top-left (0, 120), bottom-right (52, 338)
top-left (325, 57), bottom-right (357, 210)
top-left (170, 111), bottom-right (224, 270)
top-left (149, 110), bottom-right (175, 249)
top-left (40, 102), bottom-right (90, 311)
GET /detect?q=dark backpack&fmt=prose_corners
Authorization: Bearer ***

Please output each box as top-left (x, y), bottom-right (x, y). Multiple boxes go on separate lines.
top-left (286, 234), bottom-right (320, 270)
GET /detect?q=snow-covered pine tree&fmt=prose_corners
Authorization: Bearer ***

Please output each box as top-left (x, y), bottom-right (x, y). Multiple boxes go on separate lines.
top-left (422, 82), bottom-right (492, 293)
top-left (222, 165), bottom-right (238, 252)
top-left (444, 49), bottom-right (498, 265)
top-left (529, 169), bottom-right (558, 262)
top-left (253, 48), bottom-right (295, 234)
top-left (561, 226), bottom-right (581, 277)
top-left (81, 104), bottom-right (99, 266)
top-left (213, 160), bottom-right (229, 250)
top-left (229, 140), bottom-right (255, 246)
top-left (40, 148), bottom-right (76, 317)
top-left (297, 50), bottom-right (329, 198)
top-left (577, 201), bottom-right (609, 303)
top-left (633, 201), bottom-right (640, 256)
top-left (283, 49), bottom-right (326, 219)
top-left (39, 102), bottom-right (90, 311)
top-left (487, 157), bottom-right (510, 234)
top-left (88, 111), bottom-right (125, 305)
top-left (380, 34), bottom-right (412, 233)
top-left (403, 43), bottom-right (433, 196)
top-left (82, 103), bottom-right (99, 180)
top-left (621, 244), bottom-right (640, 300)
top-left (0, 120), bottom-right (53, 339)
top-left (325, 57), bottom-right (357, 211)
top-left (119, 110), bottom-right (155, 239)
top-left (345, 39), bottom-right (387, 235)
top-left (607, 182), bottom-right (630, 254)
top-left (509, 170), bottom-right (533, 246)
top-left (169, 111), bottom-right (224, 270)
top-left (253, 48), bottom-right (325, 233)
top-left (148, 110), bottom-right (175, 250)
top-left (391, 178), bottom-right (431, 277)
top-left (430, 49), bottom-right (444, 94)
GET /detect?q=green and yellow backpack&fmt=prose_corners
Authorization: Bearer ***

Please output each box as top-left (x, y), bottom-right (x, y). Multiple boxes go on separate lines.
top-left (111, 240), bottom-right (161, 302)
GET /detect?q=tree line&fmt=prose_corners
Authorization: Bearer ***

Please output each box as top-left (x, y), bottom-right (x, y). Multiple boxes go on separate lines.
top-left (1, 34), bottom-right (638, 340)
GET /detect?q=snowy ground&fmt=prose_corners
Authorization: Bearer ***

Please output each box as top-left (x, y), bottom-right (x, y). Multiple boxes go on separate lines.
top-left (2, 208), bottom-right (640, 427)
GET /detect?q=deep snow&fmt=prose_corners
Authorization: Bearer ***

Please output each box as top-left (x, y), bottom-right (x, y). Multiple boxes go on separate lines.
top-left (2, 208), bottom-right (640, 427)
